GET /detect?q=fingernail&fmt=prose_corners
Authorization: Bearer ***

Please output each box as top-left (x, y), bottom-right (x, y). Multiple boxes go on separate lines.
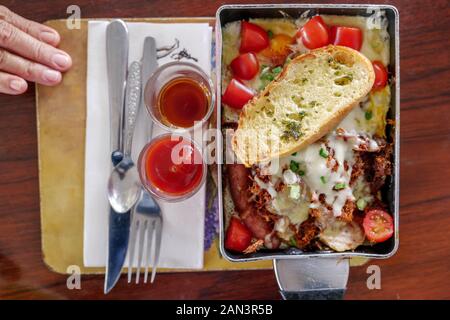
top-left (52, 53), bottom-right (71, 69)
top-left (40, 31), bottom-right (59, 44)
top-left (9, 79), bottom-right (27, 92)
top-left (42, 69), bottom-right (62, 83)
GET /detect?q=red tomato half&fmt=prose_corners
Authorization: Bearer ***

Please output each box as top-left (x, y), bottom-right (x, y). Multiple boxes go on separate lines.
top-left (330, 26), bottom-right (363, 51)
top-left (230, 53), bottom-right (259, 80)
top-left (298, 16), bottom-right (330, 49)
top-left (222, 79), bottom-right (254, 110)
top-left (363, 209), bottom-right (394, 243)
top-left (240, 21), bottom-right (270, 53)
top-left (372, 61), bottom-right (388, 90)
top-left (225, 217), bottom-right (253, 252)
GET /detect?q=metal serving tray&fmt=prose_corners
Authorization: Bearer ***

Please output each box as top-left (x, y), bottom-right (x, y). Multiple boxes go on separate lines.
top-left (215, 4), bottom-right (400, 263)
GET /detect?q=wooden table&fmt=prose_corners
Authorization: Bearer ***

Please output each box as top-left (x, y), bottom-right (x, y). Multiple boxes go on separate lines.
top-left (0, 0), bottom-right (449, 300)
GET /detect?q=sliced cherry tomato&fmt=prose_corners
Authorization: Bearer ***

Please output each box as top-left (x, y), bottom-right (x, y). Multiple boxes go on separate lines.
top-left (222, 79), bottom-right (254, 110)
top-left (330, 26), bottom-right (363, 51)
top-left (230, 52), bottom-right (259, 80)
top-left (298, 16), bottom-right (330, 49)
top-left (225, 217), bottom-right (253, 252)
top-left (363, 209), bottom-right (394, 243)
top-left (240, 21), bottom-right (270, 53)
top-left (260, 33), bottom-right (294, 66)
top-left (372, 61), bottom-right (388, 90)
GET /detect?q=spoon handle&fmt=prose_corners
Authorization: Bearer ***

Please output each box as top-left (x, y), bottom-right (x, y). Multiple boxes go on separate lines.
top-left (123, 61), bottom-right (142, 157)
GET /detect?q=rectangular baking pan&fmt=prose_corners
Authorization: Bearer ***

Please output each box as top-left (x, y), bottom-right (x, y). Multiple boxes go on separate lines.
top-left (216, 4), bottom-right (400, 262)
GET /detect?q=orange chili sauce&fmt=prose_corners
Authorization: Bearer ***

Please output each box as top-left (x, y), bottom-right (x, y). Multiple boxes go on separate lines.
top-left (144, 136), bottom-right (203, 195)
top-left (157, 77), bottom-right (209, 128)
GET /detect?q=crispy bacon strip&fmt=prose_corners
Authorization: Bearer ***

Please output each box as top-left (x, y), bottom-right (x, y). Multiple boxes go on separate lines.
top-left (371, 144), bottom-right (393, 192)
top-left (339, 199), bottom-right (355, 222)
top-left (357, 142), bottom-right (393, 193)
top-left (295, 217), bottom-right (320, 249)
top-left (243, 239), bottom-right (264, 254)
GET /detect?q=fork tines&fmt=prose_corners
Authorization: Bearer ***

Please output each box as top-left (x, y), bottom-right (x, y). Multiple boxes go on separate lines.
top-left (127, 193), bottom-right (162, 284)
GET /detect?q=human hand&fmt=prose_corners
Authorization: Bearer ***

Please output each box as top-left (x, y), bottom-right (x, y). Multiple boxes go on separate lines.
top-left (0, 6), bottom-right (72, 95)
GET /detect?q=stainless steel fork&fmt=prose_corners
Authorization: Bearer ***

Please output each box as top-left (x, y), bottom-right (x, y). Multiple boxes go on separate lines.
top-left (127, 191), bottom-right (162, 284)
top-left (126, 36), bottom-right (162, 284)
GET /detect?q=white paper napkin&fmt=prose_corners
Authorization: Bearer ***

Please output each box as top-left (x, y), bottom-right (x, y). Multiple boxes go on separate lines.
top-left (84, 21), bottom-right (212, 269)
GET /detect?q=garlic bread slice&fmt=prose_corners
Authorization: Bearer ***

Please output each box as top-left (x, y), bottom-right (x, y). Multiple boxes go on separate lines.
top-left (232, 45), bottom-right (375, 166)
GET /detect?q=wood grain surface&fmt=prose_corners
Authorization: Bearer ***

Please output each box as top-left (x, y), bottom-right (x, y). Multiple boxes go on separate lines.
top-left (0, 0), bottom-right (449, 300)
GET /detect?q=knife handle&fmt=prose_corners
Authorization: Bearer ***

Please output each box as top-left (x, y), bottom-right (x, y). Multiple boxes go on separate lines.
top-left (106, 20), bottom-right (129, 155)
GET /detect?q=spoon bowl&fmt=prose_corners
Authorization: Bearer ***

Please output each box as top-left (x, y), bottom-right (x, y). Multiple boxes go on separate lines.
top-left (107, 156), bottom-right (141, 213)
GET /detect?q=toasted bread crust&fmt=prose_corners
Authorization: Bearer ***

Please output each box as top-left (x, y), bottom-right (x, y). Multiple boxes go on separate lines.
top-left (232, 45), bottom-right (375, 166)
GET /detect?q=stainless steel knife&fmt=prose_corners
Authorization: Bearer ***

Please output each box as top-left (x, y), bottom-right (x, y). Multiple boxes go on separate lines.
top-left (104, 19), bottom-right (130, 294)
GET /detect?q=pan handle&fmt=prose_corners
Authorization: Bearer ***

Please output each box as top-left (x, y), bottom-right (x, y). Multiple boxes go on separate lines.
top-left (273, 258), bottom-right (349, 300)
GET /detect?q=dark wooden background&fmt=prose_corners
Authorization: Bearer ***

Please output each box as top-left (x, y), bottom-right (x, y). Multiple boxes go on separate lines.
top-left (0, 0), bottom-right (449, 300)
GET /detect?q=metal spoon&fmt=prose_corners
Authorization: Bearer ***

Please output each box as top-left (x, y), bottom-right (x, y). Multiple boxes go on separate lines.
top-left (107, 61), bottom-right (142, 213)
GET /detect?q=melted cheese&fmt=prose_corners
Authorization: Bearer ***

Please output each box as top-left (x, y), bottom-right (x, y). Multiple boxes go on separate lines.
top-left (270, 188), bottom-right (310, 224)
top-left (282, 135), bottom-right (355, 216)
top-left (254, 176), bottom-right (277, 198)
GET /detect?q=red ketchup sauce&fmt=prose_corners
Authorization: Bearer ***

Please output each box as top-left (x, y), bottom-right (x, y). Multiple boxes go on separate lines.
top-left (143, 136), bottom-right (204, 196)
top-left (158, 77), bottom-right (209, 128)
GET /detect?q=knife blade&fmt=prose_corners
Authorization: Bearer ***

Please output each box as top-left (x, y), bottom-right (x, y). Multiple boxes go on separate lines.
top-left (141, 37), bottom-right (158, 138)
top-left (104, 19), bottom-right (130, 294)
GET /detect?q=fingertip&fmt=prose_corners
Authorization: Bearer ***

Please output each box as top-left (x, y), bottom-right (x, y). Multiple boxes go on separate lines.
top-left (42, 69), bottom-right (62, 85)
top-left (39, 29), bottom-right (61, 46)
top-left (52, 52), bottom-right (72, 71)
top-left (9, 78), bottom-right (28, 94)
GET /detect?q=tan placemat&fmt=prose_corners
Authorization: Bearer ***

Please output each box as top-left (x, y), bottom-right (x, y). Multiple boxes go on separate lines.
top-left (36, 18), bottom-right (368, 275)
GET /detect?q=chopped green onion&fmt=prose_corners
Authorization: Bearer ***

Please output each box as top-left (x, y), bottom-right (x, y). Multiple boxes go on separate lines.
top-left (289, 185), bottom-right (301, 199)
top-left (290, 160), bottom-right (299, 173)
top-left (272, 66), bottom-right (283, 74)
top-left (291, 152), bottom-right (297, 156)
top-left (260, 66), bottom-right (283, 83)
top-left (357, 198), bottom-right (367, 210)
top-left (334, 182), bottom-right (346, 190)
top-left (267, 30), bottom-right (274, 39)
top-left (289, 237), bottom-right (297, 247)
top-left (298, 170), bottom-right (305, 176)
top-left (319, 148), bottom-right (329, 158)
top-left (260, 72), bottom-right (274, 81)
top-left (365, 110), bottom-right (373, 120)
top-left (320, 176), bottom-right (327, 184)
